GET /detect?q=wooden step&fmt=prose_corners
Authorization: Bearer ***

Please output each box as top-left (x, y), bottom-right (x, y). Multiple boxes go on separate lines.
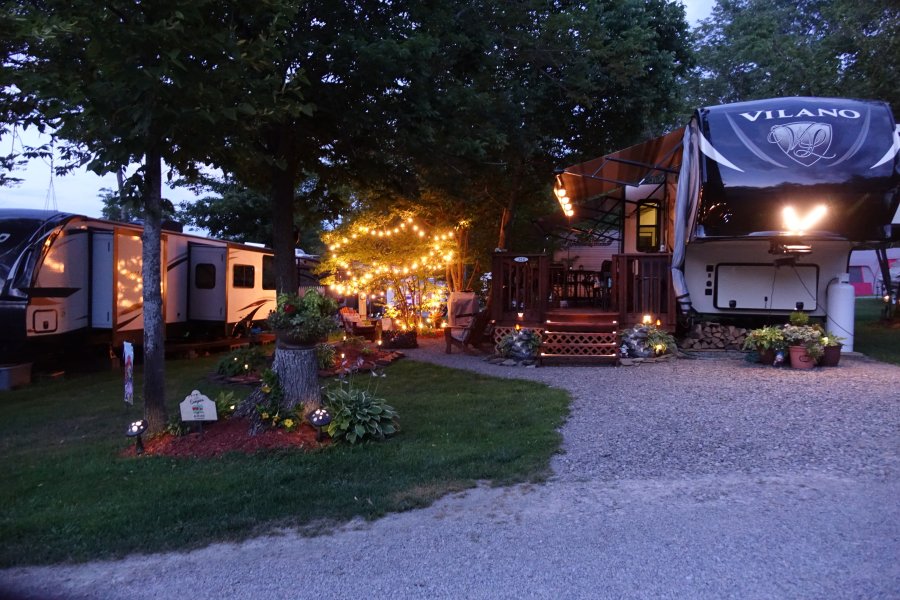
top-left (544, 309), bottom-right (619, 325)
top-left (543, 322), bottom-right (618, 334)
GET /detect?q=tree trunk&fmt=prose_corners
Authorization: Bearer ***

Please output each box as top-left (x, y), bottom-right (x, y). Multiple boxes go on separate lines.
top-left (271, 161), bottom-right (298, 295)
top-left (274, 345), bottom-right (320, 413)
top-left (141, 150), bottom-right (168, 433)
top-left (497, 193), bottom-right (516, 251)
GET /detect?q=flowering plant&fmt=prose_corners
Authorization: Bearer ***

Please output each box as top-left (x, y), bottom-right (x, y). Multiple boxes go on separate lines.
top-left (782, 324), bottom-right (823, 346)
top-left (255, 369), bottom-right (301, 431)
top-left (782, 323), bottom-right (824, 360)
top-left (267, 290), bottom-right (338, 344)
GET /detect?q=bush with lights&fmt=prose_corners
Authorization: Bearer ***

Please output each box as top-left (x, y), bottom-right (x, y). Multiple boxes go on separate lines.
top-left (318, 212), bottom-right (460, 332)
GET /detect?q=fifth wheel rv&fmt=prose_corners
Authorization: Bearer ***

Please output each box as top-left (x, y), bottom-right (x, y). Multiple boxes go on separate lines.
top-left (553, 97), bottom-right (899, 340)
top-left (0, 209), bottom-right (283, 363)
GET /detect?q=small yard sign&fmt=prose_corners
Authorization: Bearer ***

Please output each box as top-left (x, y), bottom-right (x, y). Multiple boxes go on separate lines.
top-left (179, 390), bottom-right (218, 422)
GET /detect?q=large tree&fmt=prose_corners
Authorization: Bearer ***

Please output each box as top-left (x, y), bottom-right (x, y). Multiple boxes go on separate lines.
top-left (689, 0), bottom-right (900, 112)
top-left (330, 0), bottom-right (692, 287)
top-left (2, 0), bottom-right (298, 432)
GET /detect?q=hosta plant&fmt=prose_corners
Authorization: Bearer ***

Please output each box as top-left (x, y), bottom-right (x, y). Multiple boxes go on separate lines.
top-left (323, 365), bottom-right (398, 444)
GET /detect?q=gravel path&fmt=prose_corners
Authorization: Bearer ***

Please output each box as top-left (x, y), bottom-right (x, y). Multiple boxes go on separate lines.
top-left (2, 339), bottom-right (898, 599)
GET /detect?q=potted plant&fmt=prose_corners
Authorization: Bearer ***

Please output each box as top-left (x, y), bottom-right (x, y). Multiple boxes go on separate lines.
top-left (267, 290), bottom-right (339, 348)
top-left (742, 325), bottom-right (786, 364)
top-left (819, 331), bottom-right (845, 367)
top-left (782, 323), bottom-right (823, 370)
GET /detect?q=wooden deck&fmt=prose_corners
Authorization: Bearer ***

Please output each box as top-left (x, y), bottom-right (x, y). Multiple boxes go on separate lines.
top-left (490, 252), bottom-right (675, 365)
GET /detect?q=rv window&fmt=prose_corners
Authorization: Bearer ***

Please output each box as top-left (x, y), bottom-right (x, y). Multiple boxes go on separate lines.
top-left (195, 263), bottom-right (216, 289)
top-left (262, 255), bottom-right (276, 290)
top-left (636, 202), bottom-right (660, 253)
top-left (233, 264), bottom-right (255, 288)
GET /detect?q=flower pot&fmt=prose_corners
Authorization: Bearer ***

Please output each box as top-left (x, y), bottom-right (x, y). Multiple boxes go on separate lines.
top-left (788, 345), bottom-right (816, 370)
top-left (275, 331), bottom-right (315, 349)
top-left (819, 344), bottom-right (843, 367)
top-left (757, 348), bottom-right (776, 365)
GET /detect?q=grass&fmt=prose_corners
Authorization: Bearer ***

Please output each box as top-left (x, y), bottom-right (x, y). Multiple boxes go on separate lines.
top-left (854, 297), bottom-right (900, 365)
top-left (0, 356), bottom-right (568, 566)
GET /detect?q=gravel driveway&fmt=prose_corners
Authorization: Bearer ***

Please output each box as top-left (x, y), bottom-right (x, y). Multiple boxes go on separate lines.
top-left (2, 339), bottom-right (898, 599)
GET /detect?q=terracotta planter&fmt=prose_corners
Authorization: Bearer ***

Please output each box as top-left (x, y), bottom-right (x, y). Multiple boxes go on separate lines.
top-left (788, 345), bottom-right (816, 370)
top-left (819, 344), bottom-right (843, 367)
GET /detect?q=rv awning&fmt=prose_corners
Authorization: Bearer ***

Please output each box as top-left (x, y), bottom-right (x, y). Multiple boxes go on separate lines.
top-left (536, 127), bottom-right (686, 242)
top-left (556, 127), bottom-right (685, 204)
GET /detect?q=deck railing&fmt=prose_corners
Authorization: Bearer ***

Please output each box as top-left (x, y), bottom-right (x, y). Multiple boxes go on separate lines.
top-left (491, 252), bottom-right (675, 328)
top-left (613, 254), bottom-right (675, 328)
top-left (490, 254), bottom-right (549, 324)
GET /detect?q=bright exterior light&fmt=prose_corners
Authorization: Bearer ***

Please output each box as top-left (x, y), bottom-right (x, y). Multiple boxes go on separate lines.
top-left (782, 205), bottom-right (827, 233)
top-left (555, 187), bottom-right (567, 199)
top-left (642, 314), bottom-right (652, 325)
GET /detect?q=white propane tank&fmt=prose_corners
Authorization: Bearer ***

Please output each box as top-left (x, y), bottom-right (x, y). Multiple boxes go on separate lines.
top-left (826, 274), bottom-right (855, 352)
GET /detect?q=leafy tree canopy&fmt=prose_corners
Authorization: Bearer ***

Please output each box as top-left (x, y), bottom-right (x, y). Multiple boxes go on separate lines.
top-left (690, 0), bottom-right (899, 113)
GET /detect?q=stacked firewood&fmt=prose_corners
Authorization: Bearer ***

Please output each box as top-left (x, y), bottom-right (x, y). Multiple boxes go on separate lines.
top-left (679, 322), bottom-right (747, 350)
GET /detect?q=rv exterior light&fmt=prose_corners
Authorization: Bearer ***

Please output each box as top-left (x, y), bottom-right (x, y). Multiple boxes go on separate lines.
top-left (555, 187), bottom-right (567, 199)
top-left (782, 205), bottom-right (827, 233)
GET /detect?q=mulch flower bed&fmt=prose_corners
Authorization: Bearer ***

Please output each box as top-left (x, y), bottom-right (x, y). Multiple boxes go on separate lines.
top-left (121, 418), bottom-right (327, 458)
top-left (124, 341), bottom-right (404, 459)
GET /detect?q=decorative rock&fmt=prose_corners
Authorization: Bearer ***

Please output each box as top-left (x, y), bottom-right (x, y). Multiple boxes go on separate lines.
top-left (501, 359), bottom-right (519, 367)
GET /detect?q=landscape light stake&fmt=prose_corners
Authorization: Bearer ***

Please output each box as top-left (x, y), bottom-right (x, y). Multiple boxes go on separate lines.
top-left (126, 419), bottom-right (149, 455)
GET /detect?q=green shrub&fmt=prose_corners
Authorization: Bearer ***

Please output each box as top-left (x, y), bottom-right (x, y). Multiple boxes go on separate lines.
top-left (341, 335), bottom-right (368, 350)
top-left (789, 310), bottom-right (810, 326)
top-left (214, 390), bottom-right (238, 418)
top-left (316, 343), bottom-right (337, 369)
top-left (324, 371), bottom-right (399, 444)
top-left (216, 346), bottom-right (268, 377)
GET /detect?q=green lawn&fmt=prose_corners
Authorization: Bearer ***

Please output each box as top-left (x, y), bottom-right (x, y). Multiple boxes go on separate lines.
top-left (0, 357), bottom-right (568, 566)
top-left (854, 298), bottom-right (900, 365)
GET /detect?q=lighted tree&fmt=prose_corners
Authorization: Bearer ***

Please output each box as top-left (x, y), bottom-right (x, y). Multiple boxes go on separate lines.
top-left (319, 213), bottom-right (459, 329)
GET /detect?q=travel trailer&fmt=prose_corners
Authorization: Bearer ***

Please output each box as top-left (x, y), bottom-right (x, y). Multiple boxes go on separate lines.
top-left (488, 97), bottom-right (898, 360)
top-left (0, 209), bottom-right (291, 362)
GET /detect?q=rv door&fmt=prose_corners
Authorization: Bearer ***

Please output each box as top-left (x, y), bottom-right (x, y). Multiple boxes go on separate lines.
top-left (189, 244), bottom-right (225, 321)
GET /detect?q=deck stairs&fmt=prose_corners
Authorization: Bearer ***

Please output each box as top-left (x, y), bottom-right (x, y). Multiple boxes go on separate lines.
top-left (537, 309), bottom-right (620, 366)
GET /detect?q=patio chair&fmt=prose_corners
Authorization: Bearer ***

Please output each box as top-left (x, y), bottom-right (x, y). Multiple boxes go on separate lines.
top-left (338, 307), bottom-right (380, 341)
top-left (444, 292), bottom-right (495, 354)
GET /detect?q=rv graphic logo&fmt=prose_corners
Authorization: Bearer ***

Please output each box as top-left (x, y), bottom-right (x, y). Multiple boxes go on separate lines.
top-left (766, 122), bottom-right (836, 166)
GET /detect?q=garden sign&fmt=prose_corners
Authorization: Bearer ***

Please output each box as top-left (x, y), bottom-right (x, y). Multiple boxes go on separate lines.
top-left (180, 390), bottom-right (218, 422)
